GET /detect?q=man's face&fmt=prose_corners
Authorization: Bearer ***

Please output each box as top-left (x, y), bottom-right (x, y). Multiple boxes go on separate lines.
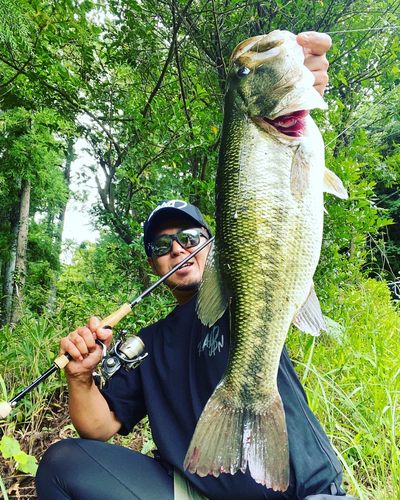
top-left (147, 219), bottom-right (210, 305)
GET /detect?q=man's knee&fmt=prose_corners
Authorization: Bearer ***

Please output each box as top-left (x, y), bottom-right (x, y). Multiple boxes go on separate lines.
top-left (39, 439), bottom-right (76, 468)
top-left (36, 438), bottom-right (81, 489)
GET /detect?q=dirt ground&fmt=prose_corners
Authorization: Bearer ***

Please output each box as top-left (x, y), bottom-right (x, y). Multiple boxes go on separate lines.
top-left (0, 392), bottom-right (145, 500)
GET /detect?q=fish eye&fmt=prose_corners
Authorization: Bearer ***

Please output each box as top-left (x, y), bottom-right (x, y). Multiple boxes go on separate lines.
top-left (237, 67), bottom-right (251, 78)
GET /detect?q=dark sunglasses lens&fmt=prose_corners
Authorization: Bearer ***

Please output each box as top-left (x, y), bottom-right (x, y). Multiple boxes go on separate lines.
top-left (151, 236), bottom-right (172, 256)
top-left (177, 229), bottom-right (200, 248)
top-left (151, 229), bottom-right (203, 256)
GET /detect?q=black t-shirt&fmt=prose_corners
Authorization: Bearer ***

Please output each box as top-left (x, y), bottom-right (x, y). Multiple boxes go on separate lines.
top-left (101, 296), bottom-right (343, 500)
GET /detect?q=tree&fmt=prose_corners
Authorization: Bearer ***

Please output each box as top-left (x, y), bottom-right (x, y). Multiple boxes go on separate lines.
top-left (1, 0), bottom-right (400, 302)
top-left (0, 107), bottom-right (69, 325)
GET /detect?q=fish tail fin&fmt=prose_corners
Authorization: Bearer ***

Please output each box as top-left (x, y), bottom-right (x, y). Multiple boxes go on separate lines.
top-left (183, 381), bottom-right (289, 491)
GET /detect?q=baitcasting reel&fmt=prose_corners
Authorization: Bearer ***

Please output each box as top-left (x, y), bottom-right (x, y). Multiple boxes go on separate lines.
top-left (98, 330), bottom-right (148, 380)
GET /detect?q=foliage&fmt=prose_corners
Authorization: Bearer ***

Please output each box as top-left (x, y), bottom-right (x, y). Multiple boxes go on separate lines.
top-left (1, 0), bottom-right (400, 301)
top-left (0, 316), bottom-right (66, 427)
top-left (0, 435), bottom-right (38, 475)
top-left (0, 317), bottom-right (65, 493)
top-left (287, 279), bottom-right (400, 499)
top-left (0, 107), bottom-right (68, 220)
top-left (316, 134), bottom-right (393, 301)
top-left (2, 0), bottom-right (398, 254)
top-left (0, 1), bottom-right (400, 498)
top-left (55, 232), bottom-right (176, 332)
top-left (0, 105), bottom-right (72, 323)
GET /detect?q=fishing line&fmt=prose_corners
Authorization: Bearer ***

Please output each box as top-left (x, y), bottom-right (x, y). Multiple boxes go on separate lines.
top-left (324, 82), bottom-right (400, 148)
top-left (326, 26), bottom-right (400, 34)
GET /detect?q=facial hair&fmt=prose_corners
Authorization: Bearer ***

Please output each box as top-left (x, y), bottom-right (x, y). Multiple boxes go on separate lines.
top-left (168, 279), bottom-right (201, 293)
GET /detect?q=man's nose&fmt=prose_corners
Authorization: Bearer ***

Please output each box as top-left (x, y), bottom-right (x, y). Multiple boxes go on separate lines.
top-left (170, 238), bottom-right (186, 255)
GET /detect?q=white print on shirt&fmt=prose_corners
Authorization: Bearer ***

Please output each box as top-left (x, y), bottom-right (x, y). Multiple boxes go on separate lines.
top-left (197, 326), bottom-right (224, 357)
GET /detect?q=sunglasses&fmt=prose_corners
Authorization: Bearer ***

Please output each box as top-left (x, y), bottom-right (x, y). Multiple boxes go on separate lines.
top-left (150, 228), bottom-right (209, 257)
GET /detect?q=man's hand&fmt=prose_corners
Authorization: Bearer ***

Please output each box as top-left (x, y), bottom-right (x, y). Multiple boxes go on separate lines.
top-left (60, 317), bottom-right (113, 377)
top-left (297, 32), bottom-right (332, 96)
top-left (60, 317), bottom-right (122, 440)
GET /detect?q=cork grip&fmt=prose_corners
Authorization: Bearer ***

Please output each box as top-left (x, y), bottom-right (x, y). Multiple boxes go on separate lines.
top-left (54, 354), bottom-right (70, 369)
top-left (52, 304), bottom-right (131, 371)
top-left (100, 303), bottom-right (132, 328)
top-left (0, 401), bottom-right (12, 419)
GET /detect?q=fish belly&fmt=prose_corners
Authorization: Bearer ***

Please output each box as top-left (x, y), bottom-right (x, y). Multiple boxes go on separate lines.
top-left (221, 120), bottom-right (323, 387)
top-left (184, 118), bottom-right (324, 491)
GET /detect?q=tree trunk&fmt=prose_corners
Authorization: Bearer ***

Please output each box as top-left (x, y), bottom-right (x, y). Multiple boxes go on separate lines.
top-left (1, 217), bottom-right (18, 326)
top-left (46, 139), bottom-right (74, 313)
top-left (10, 179), bottom-right (31, 326)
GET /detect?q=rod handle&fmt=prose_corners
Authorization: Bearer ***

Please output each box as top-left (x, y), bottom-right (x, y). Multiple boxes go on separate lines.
top-left (0, 401), bottom-right (12, 419)
top-left (54, 353), bottom-right (71, 369)
top-left (100, 303), bottom-right (132, 328)
top-left (53, 303), bottom-right (131, 371)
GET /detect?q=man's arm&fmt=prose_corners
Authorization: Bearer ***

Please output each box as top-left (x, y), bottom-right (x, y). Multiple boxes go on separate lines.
top-left (297, 32), bottom-right (332, 96)
top-left (59, 317), bottom-right (122, 441)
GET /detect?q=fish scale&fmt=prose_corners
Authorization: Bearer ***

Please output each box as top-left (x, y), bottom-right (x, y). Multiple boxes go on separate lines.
top-left (184, 30), bottom-right (348, 491)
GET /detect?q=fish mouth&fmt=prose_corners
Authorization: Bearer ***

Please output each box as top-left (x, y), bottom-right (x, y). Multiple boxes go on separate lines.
top-left (230, 31), bottom-right (293, 69)
top-left (253, 110), bottom-right (310, 137)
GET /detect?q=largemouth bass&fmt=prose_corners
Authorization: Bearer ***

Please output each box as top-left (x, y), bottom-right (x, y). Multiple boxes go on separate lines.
top-left (183, 30), bottom-right (348, 491)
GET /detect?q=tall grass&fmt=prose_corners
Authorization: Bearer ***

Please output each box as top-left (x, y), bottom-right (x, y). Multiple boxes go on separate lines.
top-left (288, 279), bottom-right (400, 499)
top-left (0, 315), bottom-right (66, 439)
top-left (0, 278), bottom-right (399, 499)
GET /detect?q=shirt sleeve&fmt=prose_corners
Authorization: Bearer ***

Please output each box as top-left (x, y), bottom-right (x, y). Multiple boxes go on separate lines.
top-left (101, 365), bottom-right (147, 435)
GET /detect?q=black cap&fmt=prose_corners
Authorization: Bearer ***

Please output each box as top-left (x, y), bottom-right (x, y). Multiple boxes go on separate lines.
top-left (143, 199), bottom-right (212, 256)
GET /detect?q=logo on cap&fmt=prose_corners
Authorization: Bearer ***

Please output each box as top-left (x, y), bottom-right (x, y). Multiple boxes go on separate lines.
top-left (148, 200), bottom-right (188, 220)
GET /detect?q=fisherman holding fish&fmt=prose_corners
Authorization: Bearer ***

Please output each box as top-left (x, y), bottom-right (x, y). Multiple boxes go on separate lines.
top-left (36, 32), bottom-right (358, 500)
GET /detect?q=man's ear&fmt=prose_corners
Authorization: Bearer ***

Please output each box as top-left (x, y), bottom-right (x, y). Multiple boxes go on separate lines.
top-left (148, 256), bottom-right (159, 276)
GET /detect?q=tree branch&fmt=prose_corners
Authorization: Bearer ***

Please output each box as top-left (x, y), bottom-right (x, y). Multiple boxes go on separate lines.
top-left (0, 24), bottom-right (46, 89)
top-left (142, 0), bottom-right (196, 118)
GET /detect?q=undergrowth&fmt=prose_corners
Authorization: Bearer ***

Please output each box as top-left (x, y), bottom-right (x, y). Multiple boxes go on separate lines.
top-left (287, 279), bottom-right (400, 499)
top-left (0, 278), bottom-right (398, 499)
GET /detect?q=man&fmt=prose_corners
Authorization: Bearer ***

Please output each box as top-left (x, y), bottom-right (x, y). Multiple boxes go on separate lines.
top-left (36, 33), bottom-right (356, 500)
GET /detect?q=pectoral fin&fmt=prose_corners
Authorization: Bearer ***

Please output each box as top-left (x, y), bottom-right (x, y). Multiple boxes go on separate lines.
top-left (292, 285), bottom-right (327, 336)
top-left (323, 167), bottom-right (348, 199)
top-left (290, 145), bottom-right (310, 200)
top-left (196, 242), bottom-right (230, 327)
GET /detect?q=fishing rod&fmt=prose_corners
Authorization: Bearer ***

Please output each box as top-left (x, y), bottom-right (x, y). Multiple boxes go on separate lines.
top-left (0, 236), bottom-right (215, 419)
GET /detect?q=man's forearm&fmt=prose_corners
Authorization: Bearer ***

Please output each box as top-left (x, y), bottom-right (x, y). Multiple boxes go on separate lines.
top-left (67, 374), bottom-right (122, 441)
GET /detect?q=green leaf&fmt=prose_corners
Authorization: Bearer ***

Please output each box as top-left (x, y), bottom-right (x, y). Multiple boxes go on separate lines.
top-left (14, 452), bottom-right (38, 475)
top-left (57, 63), bottom-right (69, 78)
top-left (0, 435), bottom-right (21, 459)
top-left (0, 372), bottom-right (7, 400)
